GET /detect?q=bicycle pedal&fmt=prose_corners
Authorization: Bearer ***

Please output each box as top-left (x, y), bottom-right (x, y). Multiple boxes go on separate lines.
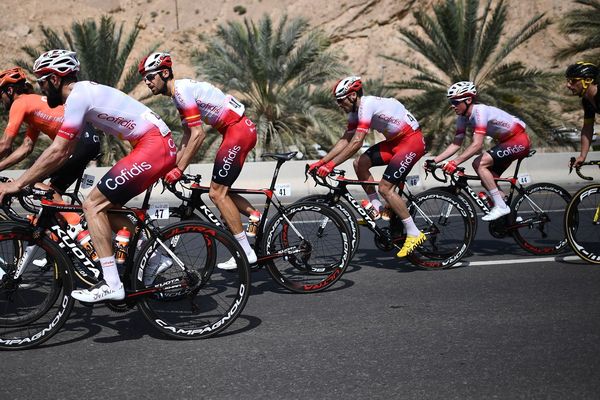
top-left (78, 300), bottom-right (95, 308)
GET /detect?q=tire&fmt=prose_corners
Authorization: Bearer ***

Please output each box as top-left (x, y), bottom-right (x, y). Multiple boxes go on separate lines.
top-left (261, 201), bottom-right (351, 293)
top-left (511, 183), bottom-right (571, 255)
top-left (406, 190), bottom-right (473, 269)
top-left (296, 194), bottom-right (360, 260)
top-left (133, 221), bottom-right (250, 339)
top-left (0, 223), bottom-right (75, 350)
top-left (564, 184), bottom-right (600, 263)
top-left (431, 187), bottom-right (478, 238)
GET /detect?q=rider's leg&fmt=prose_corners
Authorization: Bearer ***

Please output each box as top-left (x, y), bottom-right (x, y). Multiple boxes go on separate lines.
top-left (355, 150), bottom-right (383, 210)
top-left (229, 192), bottom-right (257, 217)
top-left (210, 181), bottom-right (257, 264)
top-left (473, 153), bottom-right (508, 209)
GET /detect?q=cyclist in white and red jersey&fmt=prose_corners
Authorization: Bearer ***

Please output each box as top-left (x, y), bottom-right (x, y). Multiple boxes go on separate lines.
top-left (308, 76), bottom-right (427, 258)
top-left (0, 67), bottom-right (101, 209)
top-left (565, 62), bottom-right (599, 168)
top-left (139, 52), bottom-right (258, 270)
top-left (0, 50), bottom-right (177, 303)
top-left (426, 81), bottom-right (531, 221)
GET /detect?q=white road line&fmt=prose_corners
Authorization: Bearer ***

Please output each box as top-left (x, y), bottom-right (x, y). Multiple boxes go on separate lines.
top-left (456, 255), bottom-right (583, 266)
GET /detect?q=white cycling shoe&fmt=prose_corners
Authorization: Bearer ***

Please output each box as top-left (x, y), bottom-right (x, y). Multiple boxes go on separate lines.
top-left (71, 280), bottom-right (125, 303)
top-left (482, 205), bottom-right (511, 221)
top-left (217, 250), bottom-right (257, 270)
top-left (143, 254), bottom-right (174, 285)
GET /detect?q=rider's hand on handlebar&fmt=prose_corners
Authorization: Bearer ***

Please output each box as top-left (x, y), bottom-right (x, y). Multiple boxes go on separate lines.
top-left (164, 167), bottom-right (183, 185)
top-left (317, 161), bottom-right (336, 178)
top-left (423, 159), bottom-right (437, 171)
top-left (571, 156), bottom-right (586, 169)
top-left (442, 160), bottom-right (458, 174)
top-left (308, 160), bottom-right (325, 174)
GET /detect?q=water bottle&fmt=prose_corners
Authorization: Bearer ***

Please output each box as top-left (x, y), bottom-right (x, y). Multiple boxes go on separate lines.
top-left (76, 230), bottom-right (99, 262)
top-left (361, 200), bottom-right (381, 220)
top-left (477, 192), bottom-right (494, 208)
top-left (114, 227), bottom-right (131, 264)
top-left (246, 211), bottom-right (261, 238)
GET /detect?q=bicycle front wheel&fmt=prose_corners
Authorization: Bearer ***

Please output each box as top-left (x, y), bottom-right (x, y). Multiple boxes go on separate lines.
top-left (407, 190), bottom-right (473, 269)
top-left (0, 223), bottom-right (75, 350)
top-left (511, 183), bottom-right (571, 255)
top-left (133, 221), bottom-right (250, 339)
top-left (261, 201), bottom-right (351, 293)
top-left (564, 184), bottom-right (600, 263)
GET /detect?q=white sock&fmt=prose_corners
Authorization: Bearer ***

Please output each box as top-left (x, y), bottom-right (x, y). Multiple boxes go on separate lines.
top-left (402, 217), bottom-right (420, 237)
top-left (234, 231), bottom-right (254, 256)
top-left (489, 188), bottom-right (507, 208)
top-left (100, 256), bottom-right (121, 288)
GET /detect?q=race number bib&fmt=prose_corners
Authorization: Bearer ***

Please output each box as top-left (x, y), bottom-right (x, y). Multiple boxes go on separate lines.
top-left (148, 203), bottom-right (170, 220)
top-left (226, 96), bottom-right (245, 117)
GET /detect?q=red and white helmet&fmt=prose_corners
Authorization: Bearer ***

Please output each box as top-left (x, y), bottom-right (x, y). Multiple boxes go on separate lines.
top-left (333, 76), bottom-right (362, 99)
top-left (138, 52), bottom-right (172, 75)
top-left (33, 50), bottom-right (80, 80)
top-left (447, 81), bottom-right (477, 100)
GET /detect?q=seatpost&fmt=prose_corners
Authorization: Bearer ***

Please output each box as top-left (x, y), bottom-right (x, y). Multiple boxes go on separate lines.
top-left (140, 182), bottom-right (155, 209)
top-left (268, 159), bottom-right (286, 191)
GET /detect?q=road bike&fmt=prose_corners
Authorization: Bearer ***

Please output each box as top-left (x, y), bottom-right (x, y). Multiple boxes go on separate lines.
top-left (564, 159), bottom-right (600, 264)
top-left (301, 167), bottom-right (473, 269)
top-left (0, 184), bottom-right (250, 350)
top-left (166, 152), bottom-right (352, 293)
top-left (423, 150), bottom-right (571, 255)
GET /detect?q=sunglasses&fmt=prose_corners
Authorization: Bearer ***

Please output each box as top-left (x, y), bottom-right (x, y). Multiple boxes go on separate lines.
top-left (566, 78), bottom-right (583, 85)
top-left (36, 73), bottom-right (53, 83)
top-left (336, 97), bottom-right (347, 104)
top-left (449, 98), bottom-right (467, 106)
top-left (143, 71), bottom-right (161, 82)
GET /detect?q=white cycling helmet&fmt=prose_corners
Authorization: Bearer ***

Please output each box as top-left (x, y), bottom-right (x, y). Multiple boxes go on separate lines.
top-left (333, 76), bottom-right (363, 99)
top-left (33, 50), bottom-right (80, 80)
top-left (138, 52), bottom-right (172, 75)
top-left (447, 81), bottom-right (477, 99)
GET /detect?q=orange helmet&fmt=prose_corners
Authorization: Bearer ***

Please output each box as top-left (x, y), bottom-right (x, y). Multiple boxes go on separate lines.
top-left (0, 67), bottom-right (27, 89)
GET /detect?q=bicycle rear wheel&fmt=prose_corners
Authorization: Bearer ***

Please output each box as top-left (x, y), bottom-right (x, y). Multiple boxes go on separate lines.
top-left (511, 183), bottom-right (571, 255)
top-left (564, 184), bottom-right (600, 263)
top-left (134, 221), bottom-right (250, 339)
top-left (407, 190), bottom-right (473, 269)
top-left (0, 223), bottom-right (75, 350)
top-left (261, 201), bottom-right (351, 293)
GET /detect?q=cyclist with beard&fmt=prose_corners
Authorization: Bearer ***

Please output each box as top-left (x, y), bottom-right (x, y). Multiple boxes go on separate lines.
top-left (308, 76), bottom-right (426, 258)
top-left (0, 50), bottom-right (177, 303)
top-left (565, 62), bottom-right (599, 168)
top-left (138, 52), bottom-right (258, 270)
top-left (0, 66), bottom-right (101, 232)
top-left (425, 81), bottom-right (531, 221)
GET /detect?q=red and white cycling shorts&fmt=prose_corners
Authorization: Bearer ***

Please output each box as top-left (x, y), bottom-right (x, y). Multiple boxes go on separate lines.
top-left (97, 127), bottom-right (177, 205)
top-left (364, 130), bottom-right (426, 185)
top-left (487, 131), bottom-right (531, 176)
top-left (211, 116), bottom-right (257, 186)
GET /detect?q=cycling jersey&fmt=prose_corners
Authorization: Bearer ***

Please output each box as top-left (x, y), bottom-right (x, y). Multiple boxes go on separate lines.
top-left (58, 81), bottom-right (170, 141)
top-left (346, 96), bottom-right (420, 140)
top-left (4, 94), bottom-right (63, 141)
top-left (455, 104), bottom-right (526, 142)
top-left (171, 79), bottom-right (245, 132)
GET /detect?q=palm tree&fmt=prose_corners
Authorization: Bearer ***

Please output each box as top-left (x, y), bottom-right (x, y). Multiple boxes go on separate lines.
top-left (382, 0), bottom-right (556, 152)
top-left (192, 14), bottom-right (346, 160)
top-left (15, 15), bottom-right (160, 166)
top-left (555, 0), bottom-right (600, 63)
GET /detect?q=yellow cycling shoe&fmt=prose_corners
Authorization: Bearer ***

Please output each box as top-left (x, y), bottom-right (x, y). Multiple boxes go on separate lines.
top-left (397, 232), bottom-right (426, 258)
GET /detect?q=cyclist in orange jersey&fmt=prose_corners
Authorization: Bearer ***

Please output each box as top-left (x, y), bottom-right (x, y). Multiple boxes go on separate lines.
top-left (0, 67), bottom-right (101, 218)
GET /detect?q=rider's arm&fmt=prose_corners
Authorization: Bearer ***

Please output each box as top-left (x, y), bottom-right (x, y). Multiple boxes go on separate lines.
top-left (0, 134), bottom-right (15, 160)
top-left (433, 137), bottom-right (463, 163)
top-left (452, 133), bottom-right (484, 165)
top-left (0, 136), bottom-right (36, 171)
top-left (577, 119), bottom-right (595, 165)
top-left (175, 124), bottom-right (206, 170)
top-left (12, 136), bottom-right (76, 189)
top-left (330, 129), bottom-right (368, 166)
top-left (320, 129), bottom-right (355, 163)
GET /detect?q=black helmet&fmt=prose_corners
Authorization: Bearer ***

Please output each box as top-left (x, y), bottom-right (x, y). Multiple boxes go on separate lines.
top-left (565, 61), bottom-right (599, 82)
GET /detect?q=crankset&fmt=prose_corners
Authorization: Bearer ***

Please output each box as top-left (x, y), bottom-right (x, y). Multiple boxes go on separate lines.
top-left (488, 216), bottom-right (510, 238)
top-left (374, 227), bottom-right (395, 251)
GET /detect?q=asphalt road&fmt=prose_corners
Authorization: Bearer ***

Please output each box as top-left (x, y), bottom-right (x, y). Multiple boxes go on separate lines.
top-left (2, 187), bottom-right (600, 400)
